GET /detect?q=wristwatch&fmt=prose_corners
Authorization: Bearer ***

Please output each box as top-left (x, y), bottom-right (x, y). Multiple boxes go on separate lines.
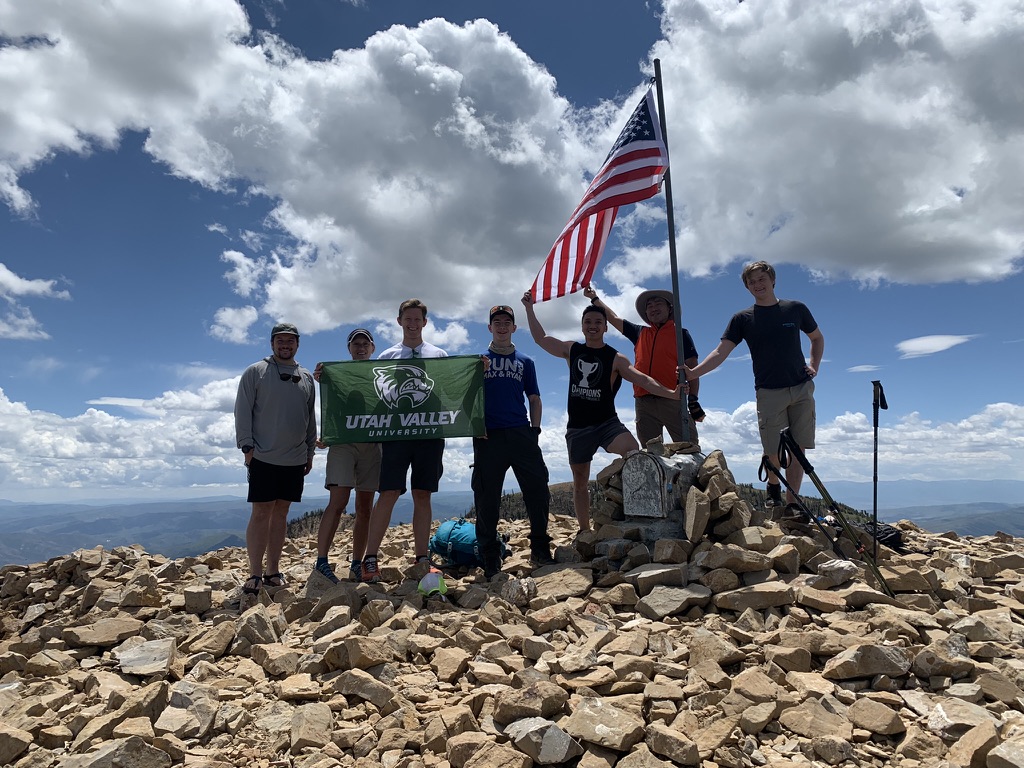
top-left (241, 445), bottom-right (253, 453)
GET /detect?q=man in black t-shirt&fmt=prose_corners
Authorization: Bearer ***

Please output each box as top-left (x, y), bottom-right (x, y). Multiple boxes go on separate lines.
top-left (685, 261), bottom-right (824, 512)
top-left (522, 290), bottom-right (681, 533)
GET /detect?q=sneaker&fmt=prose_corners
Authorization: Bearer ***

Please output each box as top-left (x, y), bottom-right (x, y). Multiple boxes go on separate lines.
top-left (361, 557), bottom-right (381, 584)
top-left (313, 560), bottom-right (339, 584)
top-left (348, 561), bottom-right (362, 582)
top-left (766, 483), bottom-right (783, 507)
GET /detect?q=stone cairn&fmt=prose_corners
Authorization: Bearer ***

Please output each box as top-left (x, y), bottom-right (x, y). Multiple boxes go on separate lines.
top-left (3, 449), bottom-right (1024, 768)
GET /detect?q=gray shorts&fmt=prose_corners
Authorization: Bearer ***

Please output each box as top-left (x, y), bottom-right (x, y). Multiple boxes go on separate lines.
top-left (756, 379), bottom-right (816, 457)
top-left (565, 417), bottom-right (630, 465)
top-left (325, 443), bottom-right (381, 492)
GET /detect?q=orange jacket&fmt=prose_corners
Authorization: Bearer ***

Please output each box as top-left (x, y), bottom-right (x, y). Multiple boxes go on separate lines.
top-left (633, 321), bottom-right (678, 397)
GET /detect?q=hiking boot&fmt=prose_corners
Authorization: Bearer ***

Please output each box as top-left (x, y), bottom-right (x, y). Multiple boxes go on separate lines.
top-left (766, 483), bottom-right (783, 507)
top-left (313, 560), bottom-right (339, 585)
top-left (482, 556), bottom-right (502, 579)
top-left (360, 557), bottom-right (381, 584)
top-left (778, 504), bottom-right (814, 534)
top-left (530, 550), bottom-right (556, 567)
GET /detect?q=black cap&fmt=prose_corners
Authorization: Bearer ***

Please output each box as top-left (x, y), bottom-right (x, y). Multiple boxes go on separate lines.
top-left (271, 322), bottom-right (299, 338)
top-left (347, 328), bottom-right (374, 344)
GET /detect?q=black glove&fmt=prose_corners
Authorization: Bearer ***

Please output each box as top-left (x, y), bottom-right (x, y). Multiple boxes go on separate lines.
top-left (687, 395), bottom-right (705, 422)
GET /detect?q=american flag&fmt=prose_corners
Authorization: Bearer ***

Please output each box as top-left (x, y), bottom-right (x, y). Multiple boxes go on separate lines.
top-left (530, 86), bottom-right (669, 303)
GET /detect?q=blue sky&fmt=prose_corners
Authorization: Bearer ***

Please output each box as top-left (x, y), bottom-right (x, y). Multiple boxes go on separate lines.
top-left (1, 0), bottom-right (1022, 504)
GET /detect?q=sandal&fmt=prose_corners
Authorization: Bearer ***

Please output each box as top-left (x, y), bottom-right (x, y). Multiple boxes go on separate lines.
top-left (264, 573), bottom-right (286, 588)
top-left (242, 575), bottom-right (262, 595)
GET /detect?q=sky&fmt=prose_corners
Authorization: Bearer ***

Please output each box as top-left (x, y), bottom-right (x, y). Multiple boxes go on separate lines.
top-left (1, 0), bottom-right (1022, 505)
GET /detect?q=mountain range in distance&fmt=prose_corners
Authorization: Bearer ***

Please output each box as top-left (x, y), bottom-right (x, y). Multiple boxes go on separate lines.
top-left (0, 478), bottom-right (1021, 567)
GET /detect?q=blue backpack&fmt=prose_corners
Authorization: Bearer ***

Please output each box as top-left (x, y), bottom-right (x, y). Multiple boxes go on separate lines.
top-left (429, 518), bottom-right (508, 567)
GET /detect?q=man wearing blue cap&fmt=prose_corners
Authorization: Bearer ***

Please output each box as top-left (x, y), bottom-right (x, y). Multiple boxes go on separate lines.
top-left (311, 328), bottom-right (380, 583)
top-left (234, 322), bottom-right (316, 600)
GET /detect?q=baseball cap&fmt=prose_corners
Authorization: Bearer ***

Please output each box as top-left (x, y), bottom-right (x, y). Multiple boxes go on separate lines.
top-left (347, 328), bottom-right (374, 344)
top-left (271, 322), bottom-right (300, 338)
top-left (489, 304), bottom-right (515, 322)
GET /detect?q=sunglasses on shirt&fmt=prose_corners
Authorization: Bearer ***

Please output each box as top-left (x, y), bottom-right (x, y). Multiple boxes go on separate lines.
top-left (272, 359), bottom-right (301, 383)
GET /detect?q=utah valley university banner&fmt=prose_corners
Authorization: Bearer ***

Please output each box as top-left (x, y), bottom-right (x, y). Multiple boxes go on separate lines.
top-left (319, 356), bottom-right (485, 444)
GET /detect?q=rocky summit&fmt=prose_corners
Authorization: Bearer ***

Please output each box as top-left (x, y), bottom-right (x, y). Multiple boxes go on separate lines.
top-left (3, 451), bottom-right (1024, 768)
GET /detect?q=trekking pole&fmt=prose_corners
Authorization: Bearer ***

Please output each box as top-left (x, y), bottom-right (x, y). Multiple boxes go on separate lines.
top-left (758, 456), bottom-right (845, 556)
top-left (777, 429), bottom-right (896, 598)
top-left (871, 380), bottom-right (888, 560)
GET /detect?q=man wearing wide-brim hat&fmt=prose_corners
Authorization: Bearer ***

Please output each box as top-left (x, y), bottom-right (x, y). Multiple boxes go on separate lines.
top-left (583, 286), bottom-right (703, 448)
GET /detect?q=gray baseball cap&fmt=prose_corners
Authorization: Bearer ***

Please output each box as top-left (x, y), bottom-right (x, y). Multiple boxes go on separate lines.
top-left (271, 322), bottom-right (300, 338)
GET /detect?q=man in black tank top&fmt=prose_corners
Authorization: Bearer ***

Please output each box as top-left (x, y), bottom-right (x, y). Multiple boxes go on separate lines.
top-left (522, 291), bottom-right (682, 533)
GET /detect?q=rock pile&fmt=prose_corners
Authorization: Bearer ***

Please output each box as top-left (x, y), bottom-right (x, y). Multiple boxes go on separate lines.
top-left (3, 451), bottom-right (1024, 768)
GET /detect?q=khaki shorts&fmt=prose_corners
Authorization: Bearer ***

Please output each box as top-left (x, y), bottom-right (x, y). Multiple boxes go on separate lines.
top-left (325, 443), bottom-right (381, 492)
top-left (756, 379), bottom-right (816, 457)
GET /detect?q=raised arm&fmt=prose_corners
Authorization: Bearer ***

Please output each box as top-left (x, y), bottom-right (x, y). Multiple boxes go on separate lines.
top-left (522, 290), bottom-right (572, 359)
top-left (582, 285), bottom-right (625, 334)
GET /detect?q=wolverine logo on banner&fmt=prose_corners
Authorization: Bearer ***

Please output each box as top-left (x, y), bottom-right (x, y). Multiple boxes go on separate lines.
top-left (319, 356), bottom-right (485, 444)
top-left (373, 365), bottom-right (434, 409)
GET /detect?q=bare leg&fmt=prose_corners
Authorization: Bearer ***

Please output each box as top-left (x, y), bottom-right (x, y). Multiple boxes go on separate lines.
top-left (363, 490), bottom-right (400, 557)
top-left (351, 490), bottom-right (374, 561)
top-left (785, 451), bottom-right (807, 504)
top-left (606, 431), bottom-right (640, 458)
top-left (248, 499), bottom-right (291, 575)
top-left (570, 462), bottom-right (592, 532)
top-left (264, 499), bottom-right (291, 575)
top-left (411, 489), bottom-right (432, 558)
top-left (317, 486), bottom-right (352, 558)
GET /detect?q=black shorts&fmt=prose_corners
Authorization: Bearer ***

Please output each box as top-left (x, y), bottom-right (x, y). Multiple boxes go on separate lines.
top-left (378, 439), bottom-right (445, 493)
top-left (247, 457), bottom-right (306, 503)
top-left (565, 417), bottom-right (631, 465)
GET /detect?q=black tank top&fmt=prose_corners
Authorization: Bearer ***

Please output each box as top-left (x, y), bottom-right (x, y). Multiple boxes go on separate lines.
top-left (567, 342), bottom-right (621, 428)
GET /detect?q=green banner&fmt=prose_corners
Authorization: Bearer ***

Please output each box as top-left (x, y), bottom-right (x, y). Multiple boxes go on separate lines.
top-left (319, 355), bottom-right (485, 443)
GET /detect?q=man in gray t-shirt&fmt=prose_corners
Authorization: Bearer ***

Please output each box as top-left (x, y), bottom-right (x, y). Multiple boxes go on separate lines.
top-left (234, 322), bottom-right (316, 599)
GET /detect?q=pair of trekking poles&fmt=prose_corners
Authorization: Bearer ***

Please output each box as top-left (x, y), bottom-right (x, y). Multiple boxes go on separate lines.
top-left (758, 380), bottom-right (895, 598)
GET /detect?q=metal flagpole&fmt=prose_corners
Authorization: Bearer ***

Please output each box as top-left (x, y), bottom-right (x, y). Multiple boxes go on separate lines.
top-left (871, 380), bottom-right (888, 559)
top-left (652, 58), bottom-right (691, 445)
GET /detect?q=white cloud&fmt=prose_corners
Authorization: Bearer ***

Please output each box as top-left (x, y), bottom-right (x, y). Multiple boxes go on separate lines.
top-left (653, 0), bottom-right (1024, 285)
top-left (2, 376), bottom-right (1021, 502)
top-left (220, 250), bottom-right (265, 297)
top-left (847, 365), bottom-right (881, 373)
top-left (0, 263), bottom-right (71, 340)
top-left (1, 2), bottom-right (1022, 501)
top-left (896, 334), bottom-right (977, 358)
top-left (5, 1), bottom-right (1018, 346)
top-left (209, 305), bottom-right (259, 343)
top-left (0, 263), bottom-right (70, 300)
top-left (0, 306), bottom-right (51, 341)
